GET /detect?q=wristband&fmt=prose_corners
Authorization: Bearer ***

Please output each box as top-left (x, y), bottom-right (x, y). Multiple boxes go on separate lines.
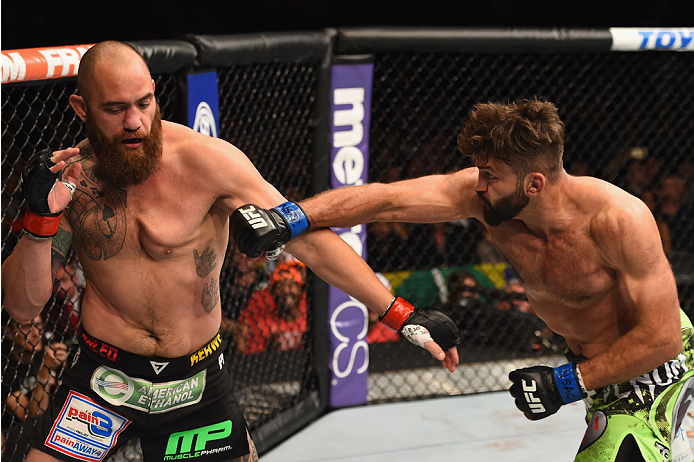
top-left (272, 201), bottom-right (310, 239)
top-left (553, 363), bottom-right (587, 404)
top-left (23, 210), bottom-right (62, 239)
top-left (379, 297), bottom-right (414, 331)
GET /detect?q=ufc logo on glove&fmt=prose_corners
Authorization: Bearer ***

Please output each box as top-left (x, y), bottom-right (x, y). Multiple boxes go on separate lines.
top-left (522, 379), bottom-right (546, 414)
top-left (238, 205), bottom-right (268, 229)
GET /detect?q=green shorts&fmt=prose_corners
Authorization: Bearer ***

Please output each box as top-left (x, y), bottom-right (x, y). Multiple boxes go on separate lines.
top-left (571, 310), bottom-right (694, 462)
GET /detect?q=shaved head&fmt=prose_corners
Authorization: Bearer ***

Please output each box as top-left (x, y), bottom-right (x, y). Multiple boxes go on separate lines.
top-left (77, 41), bottom-right (150, 99)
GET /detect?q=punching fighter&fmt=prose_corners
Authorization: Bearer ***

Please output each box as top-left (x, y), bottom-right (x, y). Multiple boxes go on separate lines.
top-left (2, 41), bottom-right (459, 462)
top-left (231, 99), bottom-right (694, 461)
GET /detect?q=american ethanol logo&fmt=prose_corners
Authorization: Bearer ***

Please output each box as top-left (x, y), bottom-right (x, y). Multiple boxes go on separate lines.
top-left (164, 421), bottom-right (233, 460)
top-left (90, 366), bottom-right (206, 413)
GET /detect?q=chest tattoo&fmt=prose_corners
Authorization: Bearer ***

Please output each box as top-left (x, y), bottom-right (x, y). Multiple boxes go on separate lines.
top-left (66, 152), bottom-right (128, 261)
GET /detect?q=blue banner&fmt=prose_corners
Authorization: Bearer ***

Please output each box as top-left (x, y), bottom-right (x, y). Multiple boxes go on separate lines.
top-left (186, 71), bottom-right (219, 137)
top-left (328, 62), bottom-right (373, 407)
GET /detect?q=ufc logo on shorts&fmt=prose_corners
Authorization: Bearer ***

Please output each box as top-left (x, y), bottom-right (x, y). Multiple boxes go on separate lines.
top-left (522, 379), bottom-right (546, 413)
top-left (238, 206), bottom-right (268, 229)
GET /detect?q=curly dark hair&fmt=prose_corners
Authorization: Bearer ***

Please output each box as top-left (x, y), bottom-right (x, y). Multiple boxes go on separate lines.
top-left (457, 98), bottom-right (565, 182)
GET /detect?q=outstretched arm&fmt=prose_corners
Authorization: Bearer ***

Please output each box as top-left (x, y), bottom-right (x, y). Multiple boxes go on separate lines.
top-left (301, 168), bottom-right (481, 228)
top-left (2, 148), bottom-right (81, 322)
top-left (212, 140), bottom-right (460, 371)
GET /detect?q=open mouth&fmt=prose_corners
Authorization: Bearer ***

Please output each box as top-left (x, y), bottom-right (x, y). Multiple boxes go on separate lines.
top-left (121, 137), bottom-right (143, 147)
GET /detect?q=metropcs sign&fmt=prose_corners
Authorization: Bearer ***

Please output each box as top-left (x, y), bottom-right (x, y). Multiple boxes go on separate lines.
top-left (328, 62), bottom-right (374, 407)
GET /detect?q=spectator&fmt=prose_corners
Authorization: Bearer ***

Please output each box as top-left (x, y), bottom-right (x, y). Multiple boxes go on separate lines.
top-left (234, 260), bottom-right (308, 354)
top-left (657, 174), bottom-right (694, 254)
top-left (640, 189), bottom-right (673, 254)
top-left (220, 241), bottom-right (267, 344)
top-left (446, 270), bottom-right (480, 309)
top-left (2, 314), bottom-right (69, 424)
top-left (497, 278), bottom-right (533, 313)
top-left (41, 257), bottom-right (83, 344)
top-left (442, 270), bottom-right (485, 346)
top-left (619, 157), bottom-right (661, 198)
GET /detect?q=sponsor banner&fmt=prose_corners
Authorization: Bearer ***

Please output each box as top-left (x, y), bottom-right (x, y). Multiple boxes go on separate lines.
top-left (45, 391), bottom-right (130, 462)
top-left (610, 28), bottom-right (694, 51)
top-left (91, 366), bottom-right (206, 414)
top-left (328, 62), bottom-right (374, 407)
top-left (186, 71), bottom-right (220, 137)
top-left (2, 44), bottom-right (94, 84)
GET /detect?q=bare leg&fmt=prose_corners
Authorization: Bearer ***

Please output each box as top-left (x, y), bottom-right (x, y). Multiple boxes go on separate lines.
top-left (24, 448), bottom-right (62, 461)
top-left (232, 431), bottom-right (258, 462)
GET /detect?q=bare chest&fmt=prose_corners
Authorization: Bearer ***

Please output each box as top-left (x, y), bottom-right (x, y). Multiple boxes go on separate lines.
top-left (488, 223), bottom-right (616, 305)
top-left (66, 170), bottom-right (216, 262)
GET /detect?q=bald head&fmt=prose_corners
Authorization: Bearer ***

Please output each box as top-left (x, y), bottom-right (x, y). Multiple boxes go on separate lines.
top-left (77, 41), bottom-right (150, 99)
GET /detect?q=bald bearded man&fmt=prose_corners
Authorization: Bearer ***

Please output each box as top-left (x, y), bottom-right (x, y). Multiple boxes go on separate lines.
top-left (2, 41), bottom-right (460, 462)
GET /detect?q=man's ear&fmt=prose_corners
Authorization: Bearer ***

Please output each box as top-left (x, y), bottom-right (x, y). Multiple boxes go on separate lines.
top-left (526, 173), bottom-right (546, 196)
top-left (69, 94), bottom-right (88, 122)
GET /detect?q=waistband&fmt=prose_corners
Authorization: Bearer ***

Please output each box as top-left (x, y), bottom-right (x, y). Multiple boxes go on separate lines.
top-left (78, 328), bottom-right (226, 379)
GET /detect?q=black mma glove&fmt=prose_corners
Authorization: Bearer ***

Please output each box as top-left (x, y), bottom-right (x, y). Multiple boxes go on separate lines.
top-left (21, 149), bottom-right (63, 239)
top-left (380, 297), bottom-right (460, 351)
top-left (230, 202), bottom-right (310, 260)
top-left (508, 363), bottom-right (587, 420)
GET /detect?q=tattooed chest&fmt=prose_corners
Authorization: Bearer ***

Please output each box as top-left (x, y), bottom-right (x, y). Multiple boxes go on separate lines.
top-left (67, 173), bottom-right (212, 263)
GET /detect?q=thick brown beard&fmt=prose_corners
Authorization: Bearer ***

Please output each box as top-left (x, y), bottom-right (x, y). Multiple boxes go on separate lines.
top-left (480, 184), bottom-right (529, 226)
top-left (86, 105), bottom-right (163, 188)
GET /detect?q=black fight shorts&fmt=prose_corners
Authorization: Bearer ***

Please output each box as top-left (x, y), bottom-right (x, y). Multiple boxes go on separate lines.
top-left (29, 329), bottom-right (250, 461)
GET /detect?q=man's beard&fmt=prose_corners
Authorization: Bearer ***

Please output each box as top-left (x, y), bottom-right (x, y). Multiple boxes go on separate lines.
top-left (479, 185), bottom-right (529, 226)
top-left (86, 105), bottom-right (163, 188)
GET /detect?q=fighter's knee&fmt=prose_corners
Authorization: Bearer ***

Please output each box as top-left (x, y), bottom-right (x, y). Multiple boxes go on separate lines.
top-left (24, 447), bottom-right (63, 462)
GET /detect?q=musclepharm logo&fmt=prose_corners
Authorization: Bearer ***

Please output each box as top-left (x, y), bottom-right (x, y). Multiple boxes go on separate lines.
top-left (238, 205), bottom-right (268, 229)
top-left (522, 379), bottom-right (546, 413)
top-left (164, 420), bottom-right (233, 460)
top-left (193, 102), bottom-right (218, 137)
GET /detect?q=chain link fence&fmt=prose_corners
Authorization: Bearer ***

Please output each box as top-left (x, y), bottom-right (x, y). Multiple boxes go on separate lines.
top-left (364, 48), bottom-right (694, 402)
top-left (2, 31), bottom-right (693, 461)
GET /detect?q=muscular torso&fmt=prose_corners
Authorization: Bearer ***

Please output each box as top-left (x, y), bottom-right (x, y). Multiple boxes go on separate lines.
top-left (63, 124), bottom-right (232, 357)
top-left (474, 177), bottom-right (640, 358)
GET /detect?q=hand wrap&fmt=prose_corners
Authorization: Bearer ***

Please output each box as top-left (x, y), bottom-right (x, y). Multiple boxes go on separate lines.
top-left (21, 149), bottom-right (62, 239)
top-left (380, 297), bottom-right (460, 350)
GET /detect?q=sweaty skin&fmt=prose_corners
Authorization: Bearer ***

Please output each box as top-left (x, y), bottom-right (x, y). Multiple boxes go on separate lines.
top-left (1, 44), bottom-right (460, 372)
top-left (298, 163), bottom-right (682, 391)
